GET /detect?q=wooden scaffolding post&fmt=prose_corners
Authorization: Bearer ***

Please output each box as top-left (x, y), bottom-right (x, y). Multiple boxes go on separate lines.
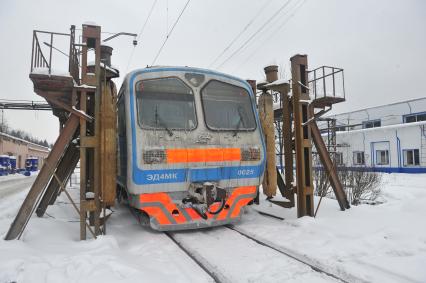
top-left (246, 79), bottom-right (260, 204)
top-left (282, 89), bottom-right (294, 205)
top-left (79, 23), bottom-right (102, 240)
top-left (265, 79), bottom-right (295, 207)
top-left (257, 66), bottom-right (278, 198)
top-left (291, 54), bottom-right (314, 217)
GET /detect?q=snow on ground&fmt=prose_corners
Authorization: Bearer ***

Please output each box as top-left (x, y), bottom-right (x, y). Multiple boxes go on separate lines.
top-left (0, 185), bottom-right (211, 283)
top-left (0, 173), bottom-right (38, 199)
top-left (243, 173), bottom-right (426, 283)
top-left (0, 173), bottom-right (425, 282)
top-left (172, 227), bottom-right (337, 283)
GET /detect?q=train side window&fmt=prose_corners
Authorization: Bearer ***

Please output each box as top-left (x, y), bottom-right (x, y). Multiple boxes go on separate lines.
top-left (201, 80), bottom-right (256, 131)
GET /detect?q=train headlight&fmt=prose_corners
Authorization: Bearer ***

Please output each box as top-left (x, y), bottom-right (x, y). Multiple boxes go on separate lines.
top-left (185, 73), bottom-right (205, 87)
top-left (143, 149), bottom-right (167, 164)
top-left (241, 147), bottom-right (261, 161)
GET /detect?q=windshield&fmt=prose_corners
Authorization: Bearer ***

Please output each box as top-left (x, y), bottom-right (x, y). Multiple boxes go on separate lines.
top-left (201, 80), bottom-right (256, 131)
top-left (135, 77), bottom-right (197, 130)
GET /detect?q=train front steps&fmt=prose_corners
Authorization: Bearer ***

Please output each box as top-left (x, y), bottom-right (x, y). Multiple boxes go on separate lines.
top-left (4, 114), bottom-right (80, 240)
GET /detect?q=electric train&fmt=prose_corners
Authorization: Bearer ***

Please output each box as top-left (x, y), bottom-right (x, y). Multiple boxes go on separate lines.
top-left (116, 66), bottom-right (265, 231)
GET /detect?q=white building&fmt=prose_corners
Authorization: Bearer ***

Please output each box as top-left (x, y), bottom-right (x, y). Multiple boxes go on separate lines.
top-left (320, 97), bottom-right (426, 173)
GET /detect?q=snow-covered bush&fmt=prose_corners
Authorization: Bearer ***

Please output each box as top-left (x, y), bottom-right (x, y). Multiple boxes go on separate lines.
top-left (345, 166), bottom-right (382, 205)
top-left (314, 165), bottom-right (382, 205)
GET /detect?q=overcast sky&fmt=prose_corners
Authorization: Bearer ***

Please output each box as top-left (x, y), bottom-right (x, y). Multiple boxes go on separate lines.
top-left (1, 0), bottom-right (425, 143)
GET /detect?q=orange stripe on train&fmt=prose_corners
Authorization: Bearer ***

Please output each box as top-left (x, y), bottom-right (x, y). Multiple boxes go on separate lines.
top-left (140, 193), bottom-right (186, 224)
top-left (215, 186), bottom-right (257, 220)
top-left (166, 148), bottom-right (241, 163)
top-left (139, 186), bottom-right (256, 224)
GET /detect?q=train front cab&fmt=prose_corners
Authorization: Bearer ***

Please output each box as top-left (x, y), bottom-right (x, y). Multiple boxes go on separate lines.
top-left (117, 67), bottom-right (265, 231)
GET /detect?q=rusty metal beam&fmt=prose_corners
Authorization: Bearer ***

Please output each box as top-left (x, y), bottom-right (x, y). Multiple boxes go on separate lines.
top-left (291, 54), bottom-right (314, 217)
top-left (310, 107), bottom-right (350, 210)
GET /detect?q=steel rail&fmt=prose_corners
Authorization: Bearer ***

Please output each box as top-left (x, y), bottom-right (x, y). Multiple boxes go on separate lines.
top-left (225, 225), bottom-right (361, 283)
top-left (127, 206), bottom-right (227, 283)
top-left (129, 205), bottom-right (352, 282)
top-left (165, 232), bottom-right (229, 283)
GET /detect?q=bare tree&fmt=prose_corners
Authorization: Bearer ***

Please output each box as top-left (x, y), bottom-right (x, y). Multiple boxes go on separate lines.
top-left (346, 166), bottom-right (382, 205)
top-left (313, 167), bottom-right (330, 197)
top-left (313, 162), bottom-right (382, 205)
top-left (0, 115), bottom-right (9, 133)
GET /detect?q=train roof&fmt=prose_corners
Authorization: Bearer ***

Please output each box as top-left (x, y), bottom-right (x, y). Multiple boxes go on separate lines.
top-left (122, 66), bottom-right (249, 86)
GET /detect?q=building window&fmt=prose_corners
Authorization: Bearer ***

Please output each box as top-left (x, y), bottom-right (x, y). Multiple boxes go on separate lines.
top-left (335, 152), bottom-right (344, 165)
top-left (404, 112), bottom-right (426, 123)
top-left (403, 149), bottom-right (420, 166)
top-left (363, 120), bottom-right (381, 129)
top-left (335, 126), bottom-right (346, 132)
top-left (376, 150), bottom-right (389, 165)
top-left (353, 151), bottom-right (365, 165)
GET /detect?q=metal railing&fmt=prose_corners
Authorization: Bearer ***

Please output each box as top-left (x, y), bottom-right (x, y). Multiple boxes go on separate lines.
top-left (0, 99), bottom-right (51, 110)
top-left (308, 66), bottom-right (345, 101)
top-left (30, 26), bottom-right (80, 84)
top-left (68, 26), bottom-right (80, 84)
top-left (30, 31), bottom-right (50, 71)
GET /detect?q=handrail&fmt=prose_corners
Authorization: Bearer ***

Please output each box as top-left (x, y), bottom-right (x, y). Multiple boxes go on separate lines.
top-left (30, 26), bottom-right (80, 84)
top-left (307, 66), bottom-right (345, 101)
top-left (31, 32), bottom-right (49, 72)
top-left (69, 25), bottom-right (80, 84)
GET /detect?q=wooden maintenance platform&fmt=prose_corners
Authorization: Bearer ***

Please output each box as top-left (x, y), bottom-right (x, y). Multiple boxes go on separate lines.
top-left (5, 24), bottom-right (117, 240)
top-left (261, 56), bottom-right (350, 216)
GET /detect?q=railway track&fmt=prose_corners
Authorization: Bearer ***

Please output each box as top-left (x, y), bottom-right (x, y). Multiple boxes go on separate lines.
top-left (128, 206), bottom-right (362, 283)
top-left (165, 224), bottom-right (361, 283)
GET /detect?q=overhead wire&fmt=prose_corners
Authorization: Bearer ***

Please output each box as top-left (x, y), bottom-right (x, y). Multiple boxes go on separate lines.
top-left (215, 0), bottom-right (293, 70)
top-left (207, 0), bottom-right (273, 69)
top-left (125, 0), bottom-right (159, 72)
top-left (151, 0), bottom-right (191, 66)
top-left (233, 0), bottom-right (307, 73)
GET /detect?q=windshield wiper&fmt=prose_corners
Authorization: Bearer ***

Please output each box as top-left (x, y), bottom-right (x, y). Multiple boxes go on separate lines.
top-left (233, 106), bottom-right (246, 137)
top-left (154, 105), bottom-right (173, 137)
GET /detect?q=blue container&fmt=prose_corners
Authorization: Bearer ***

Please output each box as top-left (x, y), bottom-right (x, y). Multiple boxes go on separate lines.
top-left (26, 157), bottom-right (38, 172)
top-left (0, 155), bottom-right (10, 176)
top-left (31, 158), bottom-right (38, 171)
top-left (25, 158), bottom-right (32, 171)
top-left (9, 156), bottom-right (16, 174)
